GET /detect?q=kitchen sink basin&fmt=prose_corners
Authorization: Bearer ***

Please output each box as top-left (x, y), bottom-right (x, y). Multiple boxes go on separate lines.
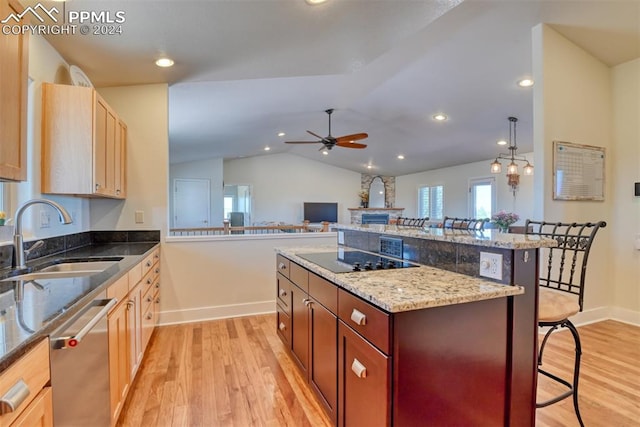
top-left (38, 261), bottom-right (119, 273)
top-left (2, 259), bottom-right (121, 282)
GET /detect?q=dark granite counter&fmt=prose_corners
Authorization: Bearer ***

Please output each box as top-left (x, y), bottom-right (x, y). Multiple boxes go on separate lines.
top-left (0, 241), bottom-right (159, 372)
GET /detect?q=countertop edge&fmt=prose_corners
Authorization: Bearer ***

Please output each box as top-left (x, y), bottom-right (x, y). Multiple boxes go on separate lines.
top-left (0, 242), bottom-right (160, 372)
top-left (275, 246), bottom-right (524, 313)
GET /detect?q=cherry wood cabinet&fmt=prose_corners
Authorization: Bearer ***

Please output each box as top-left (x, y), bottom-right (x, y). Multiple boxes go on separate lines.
top-left (41, 83), bottom-right (127, 198)
top-left (0, 0), bottom-right (28, 181)
top-left (338, 322), bottom-right (390, 427)
top-left (276, 262), bottom-right (338, 425)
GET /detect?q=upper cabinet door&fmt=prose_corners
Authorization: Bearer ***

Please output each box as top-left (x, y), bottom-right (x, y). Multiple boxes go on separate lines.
top-left (0, 0), bottom-right (28, 181)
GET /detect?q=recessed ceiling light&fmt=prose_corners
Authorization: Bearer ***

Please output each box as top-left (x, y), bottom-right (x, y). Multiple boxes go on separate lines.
top-left (277, 132), bottom-right (286, 137)
top-left (155, 57), bottom-right (174, 67)
top-left (305, 0), bottom-right (328, 4)
top-left (322, 150), bottom-right (329, 155)
top-left (433, 113), bottom-right (448, 121)
top-left (518, 78), bottom-right (534, 87)
top-left (367, 164), bottom-right (373, 169)
top-left (264, 146), bottom-right (271, 151)
top-left (497, 139), bottom-right (508, 146)
top-left (397, 155), bottom-right (405, 160)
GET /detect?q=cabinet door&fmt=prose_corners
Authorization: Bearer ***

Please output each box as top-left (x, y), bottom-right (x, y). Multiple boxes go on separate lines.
top-left (290, 283), bottom-right (309, 376)
top-left (10, 387), bottom-right (53, 427)
top-left (108, 301), bottom-right (129, 425)
top-left (114, 119), bottom-right (127, 198)
top-left (0, 0), bottom-right (28, 181)
top-left (338, 322), bottom-right (391, 427)
top-left (309, 299), bottom-right (337, 425)
top-left (94, 94), bottom-right (117, 196)
top-left (127, 282), bottom-right (143, 380)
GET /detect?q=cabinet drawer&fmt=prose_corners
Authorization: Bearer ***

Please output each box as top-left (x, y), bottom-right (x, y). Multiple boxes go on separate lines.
top-left (0, 339), bottom-right (50, 426)
top-left (309, 272), bottom-right (337, 314)
top-left (142, 283), bottom-right (155, 315)
top-left (106, 274), bottom-right (129, 306)
top-left (10, 386), bottom-right (53, 427)
top-left (276, 255), bottom-right (290, 278)
top-left (276, 273), bottom-right (292, 314)
top-left (127, 261), bottom-right (142, 291)
top-left (289, 262), bottom-right (308, 292)
top-left (338, 321), bottom-right (391, 427)
top-left (338, 289), bottom-right (391, 354)
top-left (276, 305), bottom-right (292, 347)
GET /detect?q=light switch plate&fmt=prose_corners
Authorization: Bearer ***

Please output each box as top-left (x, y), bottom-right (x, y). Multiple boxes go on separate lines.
top-left (479, 252), bottom-right (502, 280)
top-left (40, 210), bottom-right (50, 228)
top-left (135, 210), bottom-right (144, 224)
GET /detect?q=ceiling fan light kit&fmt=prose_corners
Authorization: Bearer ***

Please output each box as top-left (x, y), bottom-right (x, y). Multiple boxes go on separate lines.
top-left (284, 108), bottom-right (368, 151)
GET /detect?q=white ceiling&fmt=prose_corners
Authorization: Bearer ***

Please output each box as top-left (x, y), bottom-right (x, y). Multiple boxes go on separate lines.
top-left (30, 0), bottom-right (640, 176)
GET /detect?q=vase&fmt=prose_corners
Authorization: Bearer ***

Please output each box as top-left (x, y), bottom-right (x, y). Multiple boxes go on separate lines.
top-left (360, 201), bottom-right (368, 208)
top-left (0, 219), bottom-right (4, 226)
top-left (499, 225), bottom-right (509, 233)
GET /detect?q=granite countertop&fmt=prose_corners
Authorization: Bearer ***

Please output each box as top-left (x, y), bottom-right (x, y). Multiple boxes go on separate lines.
top-left (0, 242), bottom-right (159, 372)
top-left (276, 246), bottom-right (524, 313)
top-left (337, 224), bottom-right (557, 249)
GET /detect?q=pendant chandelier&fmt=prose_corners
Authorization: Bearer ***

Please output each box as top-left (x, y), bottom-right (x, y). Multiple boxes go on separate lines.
top-left (490, 117), bottom-right (533, 194)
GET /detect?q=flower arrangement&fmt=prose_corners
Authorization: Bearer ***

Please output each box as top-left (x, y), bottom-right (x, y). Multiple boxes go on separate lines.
top-left (0, 211), bottom-right (5, 226)
top-left (358, 190), bottom-right (369, 208)
top-left (491, 210), bottom-right (519, 232)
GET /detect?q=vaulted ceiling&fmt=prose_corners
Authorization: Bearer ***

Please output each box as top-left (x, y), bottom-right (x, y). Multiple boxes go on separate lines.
top-left (29, 0), bottom-right (640, 176)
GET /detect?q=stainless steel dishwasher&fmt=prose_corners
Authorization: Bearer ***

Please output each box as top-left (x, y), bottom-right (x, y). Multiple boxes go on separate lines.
top-left (49, 291), bottom-right (116, 427)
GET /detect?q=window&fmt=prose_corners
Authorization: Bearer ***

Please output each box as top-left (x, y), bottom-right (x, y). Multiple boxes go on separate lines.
top-left (469, 177), bottom-right (495, 219)
top-left (418, 185), bottom-right (443, 220)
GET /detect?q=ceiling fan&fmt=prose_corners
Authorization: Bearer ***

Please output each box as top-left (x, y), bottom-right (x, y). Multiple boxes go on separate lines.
top-left (284, 109), bottom-right (368, 150)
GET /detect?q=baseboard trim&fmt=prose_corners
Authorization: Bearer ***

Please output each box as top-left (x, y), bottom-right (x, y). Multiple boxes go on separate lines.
top-left (159, 300), bottom-right (275, 326)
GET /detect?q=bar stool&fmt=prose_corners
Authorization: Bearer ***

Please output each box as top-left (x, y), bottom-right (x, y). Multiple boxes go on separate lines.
top-left (525, 220), bottom-right (607, 427)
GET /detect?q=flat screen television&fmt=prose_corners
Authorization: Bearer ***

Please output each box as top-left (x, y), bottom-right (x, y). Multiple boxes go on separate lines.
top-left (303, 202), bottom-right (338, 223)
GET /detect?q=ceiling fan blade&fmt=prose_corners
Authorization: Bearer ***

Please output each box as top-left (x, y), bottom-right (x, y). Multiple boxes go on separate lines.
top-left (336, 141), bottom-right (367, 149)
top-left (335, 132), bottom-right (368, 142)
top-left (284, 140), bottom-right (322, 144)
top-left (306, 130), bottom-right (327, 141)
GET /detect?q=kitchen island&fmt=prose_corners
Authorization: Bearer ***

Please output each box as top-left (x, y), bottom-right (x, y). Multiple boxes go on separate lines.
top-left (275, 225), bottom-right (555, 426)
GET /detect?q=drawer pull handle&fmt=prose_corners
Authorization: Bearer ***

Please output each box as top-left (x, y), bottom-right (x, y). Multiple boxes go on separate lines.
top-left (146, 313), bottom-right (153, 320)
top-left (155, 268), bottom-right (160, 274)
top-left (279, 289), bottom-right (287, 298)
top-left (351, 358), bottom-right (367, 379)
top-left (0, 379), bottom-right (30, 415)
top-left (279, 322), bottom-right (286, 331)
top-left (155, 282), bottom-right (160, 289)
top-left (146, 261), bottom-right (152, 267)
top-left (278, 262), bottom-right (287, 270)
top-left (146, 296), bottom-right (153, 303)
top-left (350, 308), bottom-right (367, 326)
top-left (147, 278), bottom-right (152, 285)
top-left (155, 297), bottom-right (160, 304)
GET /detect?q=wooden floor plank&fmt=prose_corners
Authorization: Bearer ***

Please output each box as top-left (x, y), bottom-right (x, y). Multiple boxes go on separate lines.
top-left (119, 316), bottom-right (639, 426)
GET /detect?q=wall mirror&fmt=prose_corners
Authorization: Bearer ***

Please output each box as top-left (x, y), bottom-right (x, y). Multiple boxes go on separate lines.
top-left (368, 176), bottom-right (385, 208)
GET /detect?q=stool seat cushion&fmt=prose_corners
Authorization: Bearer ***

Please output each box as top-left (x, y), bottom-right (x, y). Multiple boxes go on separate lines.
top-left (539, 287), bottom-right (580, 322)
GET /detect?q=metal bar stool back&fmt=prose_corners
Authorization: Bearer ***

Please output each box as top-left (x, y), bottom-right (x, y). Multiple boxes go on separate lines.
top-left (525, 219), bottom-right (606, 426)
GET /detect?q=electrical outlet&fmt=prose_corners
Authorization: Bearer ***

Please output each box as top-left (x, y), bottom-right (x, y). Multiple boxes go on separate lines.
top-left (479, 252), bottom-right (503, 280)
top-left (40, 210), bottom-right (50, 229)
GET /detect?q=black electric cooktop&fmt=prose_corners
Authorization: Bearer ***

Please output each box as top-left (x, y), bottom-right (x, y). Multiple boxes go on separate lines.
top-left (296, 249), bottom-right (417, 273)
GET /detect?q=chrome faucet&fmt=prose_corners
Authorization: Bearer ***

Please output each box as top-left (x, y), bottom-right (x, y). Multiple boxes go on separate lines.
top-left (13, 199), bottom-right (73, 269)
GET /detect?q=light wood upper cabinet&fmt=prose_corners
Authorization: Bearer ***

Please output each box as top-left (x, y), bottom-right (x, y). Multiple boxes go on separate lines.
top-left (41, 83), bottom-right (127, 199)
top-left (0, 0), bottom-right (28, 181)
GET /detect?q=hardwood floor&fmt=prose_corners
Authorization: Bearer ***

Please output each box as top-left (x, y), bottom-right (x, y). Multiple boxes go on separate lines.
top-left (119, 316), bottom-right (639, 426)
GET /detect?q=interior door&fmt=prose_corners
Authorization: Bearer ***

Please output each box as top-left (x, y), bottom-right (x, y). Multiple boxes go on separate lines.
top-left (173, 178), bottom-right (210, 228)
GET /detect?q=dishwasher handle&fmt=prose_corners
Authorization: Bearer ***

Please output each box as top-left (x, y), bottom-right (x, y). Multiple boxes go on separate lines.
top-left (52, 298), bottom-right (117, 350)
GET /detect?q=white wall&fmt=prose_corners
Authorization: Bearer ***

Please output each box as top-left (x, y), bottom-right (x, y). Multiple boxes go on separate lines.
top-left (90, 85), bottom-right (169, 233)
top-left (224, 153), bottom-right (362, 224)
top-left (533, 24), bottom-right (639, 322)
top-left (169, 157), bottom-right (224, 228)
top-left (395, 154), bottom-right (535, 223)
top-left (611, 59), bottom-right (640, 315)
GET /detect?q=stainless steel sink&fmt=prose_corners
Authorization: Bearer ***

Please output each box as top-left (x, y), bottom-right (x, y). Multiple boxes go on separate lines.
top-left (2, 261), bottom-right (119, 282)
top-left (38, 261), bottom-right (119, 273)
